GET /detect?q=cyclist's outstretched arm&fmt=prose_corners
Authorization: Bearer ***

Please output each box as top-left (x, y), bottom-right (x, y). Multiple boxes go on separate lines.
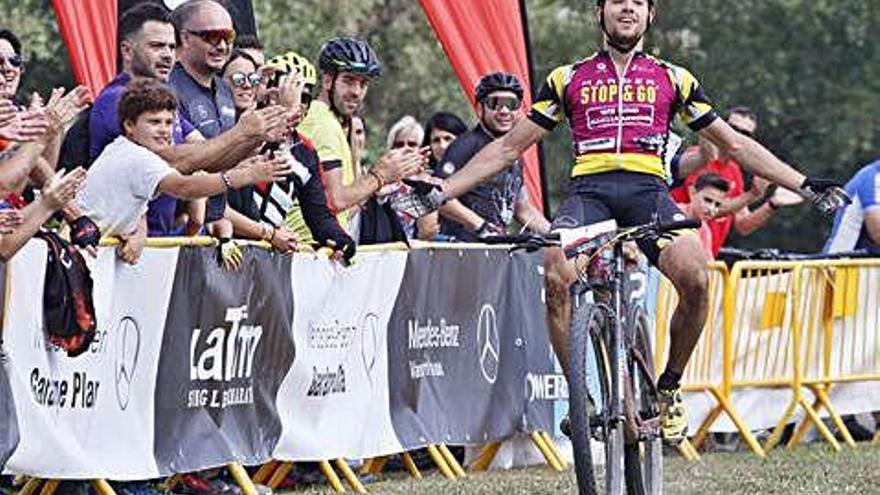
top-left (699, 118), bottom-right (804, 191)
top-left (444, 119), bottom-right (548, 199)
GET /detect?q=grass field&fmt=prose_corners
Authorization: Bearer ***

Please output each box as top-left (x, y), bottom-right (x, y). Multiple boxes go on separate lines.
top-left (281, 443), bottom-right (880, 494)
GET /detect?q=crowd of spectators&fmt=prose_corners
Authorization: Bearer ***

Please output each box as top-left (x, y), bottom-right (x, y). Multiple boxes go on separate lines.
top-left (0, 0), bottom-right (877, 492)
top-left (3, 0), bottom-right (855, 271)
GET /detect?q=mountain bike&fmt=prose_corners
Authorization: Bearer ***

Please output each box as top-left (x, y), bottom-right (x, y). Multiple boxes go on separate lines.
top-left (485, 216), bottom-right (699, 495)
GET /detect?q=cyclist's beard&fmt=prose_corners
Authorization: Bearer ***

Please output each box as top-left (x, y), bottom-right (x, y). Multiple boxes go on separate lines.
top-left (603, 26), bottom-right (644, 54)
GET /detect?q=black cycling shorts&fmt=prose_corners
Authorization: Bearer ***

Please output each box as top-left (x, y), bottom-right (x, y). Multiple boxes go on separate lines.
top-left (551, 171), bottom-right (691, 266)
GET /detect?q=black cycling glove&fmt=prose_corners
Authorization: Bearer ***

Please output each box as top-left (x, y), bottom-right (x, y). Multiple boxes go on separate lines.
top-left (800, 177), bottom-right (851, 216)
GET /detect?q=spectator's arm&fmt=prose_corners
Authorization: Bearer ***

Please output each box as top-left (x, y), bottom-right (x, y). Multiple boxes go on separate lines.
top-left (157, 106), bottom-right (290, 174)
top-left (0, 201), bottom-right (56, 261)
top-left (181, 199), bottom-right (205, 236)
top-left (438, 199), bottom-right (485, 232)
top-left (514, 187), bottom-right (551, 234)
top-left (733, 203), bottom-right (775, 236)
top-left (0, 168), bottom-right (84, 261)
top-left (325, 150), bottom-right (424, 211)
top-left (296, 173), bottom-right (348, 245)
top-left (0, 141), bottom-right (47, 192)
top-left (157, 127), bottom-right (258, 174)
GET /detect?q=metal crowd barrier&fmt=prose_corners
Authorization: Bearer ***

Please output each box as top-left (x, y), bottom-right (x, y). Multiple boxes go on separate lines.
top-left (652, 258), bottom-right (880, 457)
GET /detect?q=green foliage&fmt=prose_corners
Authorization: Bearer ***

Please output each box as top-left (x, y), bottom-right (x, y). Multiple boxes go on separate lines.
top-left (0, 0), bottom-right (75, 99)
top-left (6, 0), bottom-right (879, 251)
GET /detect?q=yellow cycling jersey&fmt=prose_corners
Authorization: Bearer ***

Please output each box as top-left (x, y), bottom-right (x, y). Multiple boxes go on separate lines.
top-left (298, 99), bottom-right (356, 231)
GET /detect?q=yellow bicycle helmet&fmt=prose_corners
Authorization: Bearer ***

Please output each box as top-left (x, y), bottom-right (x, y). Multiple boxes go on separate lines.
top-left (265, 50), bottom-right (318, 89)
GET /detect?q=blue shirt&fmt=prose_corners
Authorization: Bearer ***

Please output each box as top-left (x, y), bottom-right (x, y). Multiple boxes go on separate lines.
top-left (89, 72), bottom-right (195, 160)
top-left (88, 72), bottom-right (196, 236)
top-left (167, 64), bottom-right (236, 139)
top-left (824, 160), bottom-right (880, 255)
top-left (168, 63), bottom-right (236, 222)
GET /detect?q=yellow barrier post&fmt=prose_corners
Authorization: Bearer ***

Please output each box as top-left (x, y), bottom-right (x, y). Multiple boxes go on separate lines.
top-left (400, 452), bottom-right (423, 479)
top-left (426, 445), bottom-right (457, 479)
top-left (438, 445), bottom-right (466, 477)
top-left (253, 461), bottom-right (279, 484)
top-left (334, 459), bottom-right (367, 494)
top-left (318, 460), bottom-right (346, 493)
top-left (677, 439), bottom-right (701, 461)
top-left (760, 267), bottom-right (840, 453)
top-left (468, 442), bottom-right (501, 472)
top-left (530, 431), bottom-right (564, 472)
top-left (539, 431), bottom-right (568, 469)
top-left (266, 462), bottom-right (294, 490)
top-left (364, 456), bottom-right (389, 476)
top-left (90, 480), bottom-right (117, 495)
top-left (227, 462), bottom-right (260, 495)
top-left (37, 480), bottom-right (59, 495)
top-left (17, 478), bottom-right (43, 495)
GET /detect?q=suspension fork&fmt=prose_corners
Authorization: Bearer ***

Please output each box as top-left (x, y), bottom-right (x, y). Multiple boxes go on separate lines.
top-left (609, 242), bottom-right (628, 423)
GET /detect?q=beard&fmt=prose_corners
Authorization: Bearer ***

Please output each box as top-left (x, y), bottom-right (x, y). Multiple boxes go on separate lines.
top-left (605, 27), bottom-right (644, 53)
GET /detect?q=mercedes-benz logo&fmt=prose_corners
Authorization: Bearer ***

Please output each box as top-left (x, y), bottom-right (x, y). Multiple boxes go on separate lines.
top-left (477, 304), bottom-right (500, 384)
top-left (114, 316), bottom-right (141, 411)
top-left (361, 312), bottom-right (379, 386)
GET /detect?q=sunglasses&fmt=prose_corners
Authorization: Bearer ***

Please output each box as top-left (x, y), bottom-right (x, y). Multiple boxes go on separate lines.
top-left (484, 96), bottom-right (521, 112)
top-left (230, 72), bottom-right (263, 88)
top-left (0, 54), bottom-right (22, 68)
top-left (186, 29), bottom-right (236, 47)
top-left (392, 140), bottom-right (420, 149)
top-left (729, 124), bottom-right (754, 138)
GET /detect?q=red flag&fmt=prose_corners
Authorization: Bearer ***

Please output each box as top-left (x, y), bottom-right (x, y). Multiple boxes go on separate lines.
top-left (419, 0), bottom-right (544, 209)
top-left (51, 0), bottom-right (117, 95)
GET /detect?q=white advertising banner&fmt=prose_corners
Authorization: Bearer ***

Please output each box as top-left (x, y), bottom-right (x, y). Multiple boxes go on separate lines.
top-left (3, 244), bottom-right (179, 479)
top-left (273, 251), bottom-right (408, 461)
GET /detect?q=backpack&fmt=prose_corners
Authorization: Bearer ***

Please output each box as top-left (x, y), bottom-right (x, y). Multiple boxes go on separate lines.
top-left (35, 231), bottom-right (97, 357)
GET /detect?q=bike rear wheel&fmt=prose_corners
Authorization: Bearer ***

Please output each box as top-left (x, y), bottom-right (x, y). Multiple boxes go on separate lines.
top-left (569, 302), bottom-right (626, 495)
top-left (623, 305), bottom-right (663, 495)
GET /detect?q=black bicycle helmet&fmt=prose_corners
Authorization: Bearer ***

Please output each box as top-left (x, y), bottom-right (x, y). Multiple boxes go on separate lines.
top-left (317, 37), bottom-right (382, 78)
top-left (474, 72), bottom-right (524, 103)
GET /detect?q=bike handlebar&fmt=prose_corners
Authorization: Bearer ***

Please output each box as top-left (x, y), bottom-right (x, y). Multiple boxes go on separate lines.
top-left (655, 218), bottom-right (701, 232)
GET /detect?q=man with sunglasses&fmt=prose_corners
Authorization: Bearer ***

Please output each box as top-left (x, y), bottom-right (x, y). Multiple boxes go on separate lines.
top-left (86, 3), bottom-right (289, 265)
top-left (168, 0), bottom-right (300, 254)
top-left (431, 72), bottom-right (550, 240)
top-left (671, 107), bottom-right (790, 256)
top-left (409, 0), bottom-right (849, 445)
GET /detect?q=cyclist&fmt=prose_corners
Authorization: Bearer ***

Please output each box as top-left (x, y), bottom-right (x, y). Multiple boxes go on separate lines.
top-left (411, 0), bottom-right (847, 443)
top-left (298, 36), bottom-right (423, 237)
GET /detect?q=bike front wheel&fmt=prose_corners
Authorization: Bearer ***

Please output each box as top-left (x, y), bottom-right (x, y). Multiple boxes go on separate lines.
top-left (569, 302), bottom-right (626, 495)
top-left (623, 305), bottom-right (663, 495)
